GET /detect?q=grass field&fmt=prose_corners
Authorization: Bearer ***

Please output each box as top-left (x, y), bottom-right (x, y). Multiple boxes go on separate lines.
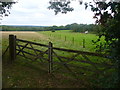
top-left (40, 30), bottom-right (99, 52)
top-left (2, 31), bottom-right (115, 88)
top-left (2, 30), bottom-right (104, 52)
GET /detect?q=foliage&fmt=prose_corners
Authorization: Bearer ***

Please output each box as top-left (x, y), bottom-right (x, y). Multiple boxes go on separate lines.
top-left (67, 23), bottom-right (100, 33)
top-left (90, 2), bottom-right (120, 87)
top-left (89, 3), bottom-right (120, 87)
top-left (1, 25), bottom-right (47, 31)
top-left (1, 24), bottom-right (99, 34)
top-left (48, 0), bottom-right (120, 87)
top-left (0, 1), bottom-right (16, 17)
top-left (0, 1), bottom-right (16, 24)
top-left (48, 1), bottom-right (74, 15)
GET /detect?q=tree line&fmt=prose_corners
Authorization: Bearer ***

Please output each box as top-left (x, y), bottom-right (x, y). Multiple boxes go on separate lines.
top-left (1, 26), bottom-right (47, 31)
top-left (1, 23), bottom-right (100, 34)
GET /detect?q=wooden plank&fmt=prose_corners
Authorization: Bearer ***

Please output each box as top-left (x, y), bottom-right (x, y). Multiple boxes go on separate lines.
top-left (16, 43), bottom-right (28, 56)
top-left (16, 42), bottom-right (26, 58)
top-left (16, 42), bottom-right (49, 62)
top-left (16, 39), bottom-right (48, 47)
top-left (16, 49), bottom-right (36, 56)
top-left (16, 38), bottom-right (109, 58)
top-left (17, 50), bottom-right (49, 62)
top-left (33, 50), bottom-right (49, 62)
top-left (82, 55), bottom-right (99, 71)
top-left (16, 39), bottom-right (112, 67)
top-left (53, 51), bottom-right (76, 77)
top-left (69, 53), bottom-right (81, 61)
top-left (53, 47), bottom-right (108, 58)
top-left (16, 44), bottom-right (46, 54)
top-left (29, 43), bottom-right (38, 55)
top-left (2, 45), bottom-right (9, 57)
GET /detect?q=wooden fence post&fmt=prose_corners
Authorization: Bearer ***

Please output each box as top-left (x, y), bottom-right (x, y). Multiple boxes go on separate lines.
top-left (9, 35), bottom-right (16, 63)
top-left (48, 42), bottom-right (53, 73)
top-left (83, 39), bottom-right (85, 48)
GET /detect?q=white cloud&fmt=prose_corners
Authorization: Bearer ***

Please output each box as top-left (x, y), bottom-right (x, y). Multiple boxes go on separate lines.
top-left (2, 0), bottom-right (96, 26)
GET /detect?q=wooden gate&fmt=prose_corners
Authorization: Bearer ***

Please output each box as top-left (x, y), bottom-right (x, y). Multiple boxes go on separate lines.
top-left (8, 35), bottom-right (114, 78)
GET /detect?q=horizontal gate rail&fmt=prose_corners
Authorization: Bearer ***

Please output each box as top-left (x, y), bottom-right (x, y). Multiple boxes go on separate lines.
top-left (16, 49), bottom-right (36, 56)
top-left (16, 39), bottom-right (48, 47)
top-left (53, 47), bottom-right (108, 58)
top-left (16, 45), bottom-right (49, 60)
top-left (16, 44), bottom-right (46, 54)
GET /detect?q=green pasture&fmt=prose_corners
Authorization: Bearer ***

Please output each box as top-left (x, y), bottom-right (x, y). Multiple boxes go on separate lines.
top-left (2, 30), bottom-right (105, 52)
top-left (40, 30), bottom-right (105, 52)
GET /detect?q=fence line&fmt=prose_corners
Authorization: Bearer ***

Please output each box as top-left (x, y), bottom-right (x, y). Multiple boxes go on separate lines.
top-left (7, 34), bottom-right (113, 76)
top-left (83, 39), bottom-right (85, 48)
top-left (48, 34), bottom-right (87, 47)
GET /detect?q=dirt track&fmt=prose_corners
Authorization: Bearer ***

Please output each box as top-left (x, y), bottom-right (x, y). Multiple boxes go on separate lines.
top-left (1, 31), bottom-right (48, 40)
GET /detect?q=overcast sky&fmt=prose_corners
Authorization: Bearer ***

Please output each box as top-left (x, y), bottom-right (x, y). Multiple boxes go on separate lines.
top-left (1, 0), bottom-right (96, 26)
